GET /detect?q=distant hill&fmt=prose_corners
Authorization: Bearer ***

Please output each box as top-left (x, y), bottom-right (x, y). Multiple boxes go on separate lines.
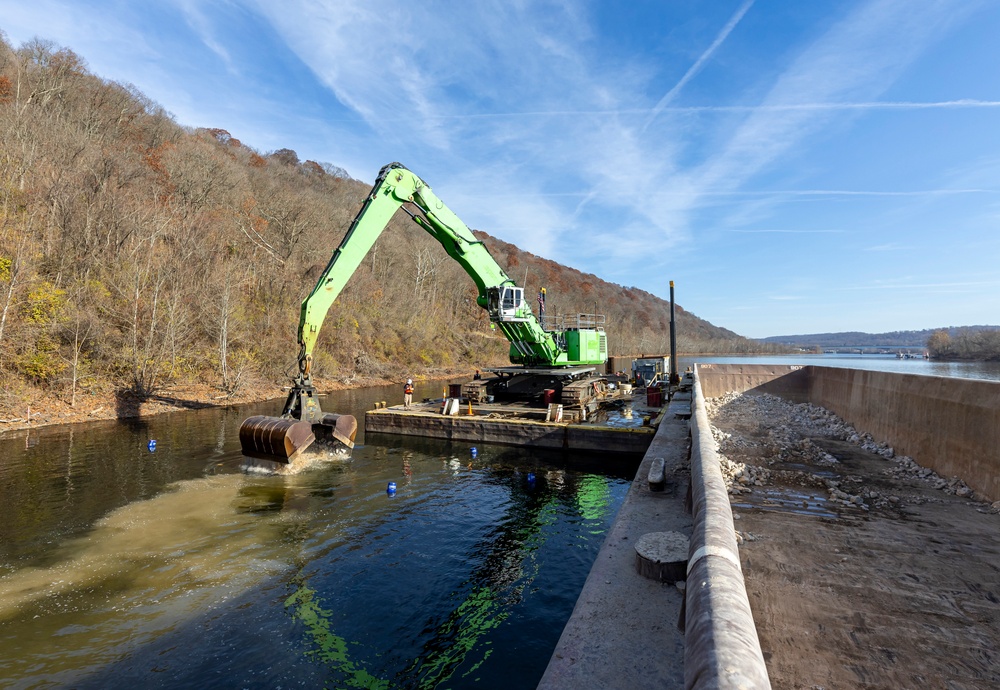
top-left (760, 326), bottom-right (1000, 349)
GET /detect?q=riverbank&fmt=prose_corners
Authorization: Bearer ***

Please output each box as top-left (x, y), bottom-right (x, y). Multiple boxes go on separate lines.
top-left (0, 368), bottom-right (473, 435)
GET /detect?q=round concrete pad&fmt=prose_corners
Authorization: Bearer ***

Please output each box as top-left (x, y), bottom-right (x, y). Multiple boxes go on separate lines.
top-left (635, 531), bottom-right (689, 583)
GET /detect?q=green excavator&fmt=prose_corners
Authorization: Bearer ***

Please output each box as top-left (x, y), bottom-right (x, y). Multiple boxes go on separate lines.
top-left (239, 163), bottom-right (608, 463)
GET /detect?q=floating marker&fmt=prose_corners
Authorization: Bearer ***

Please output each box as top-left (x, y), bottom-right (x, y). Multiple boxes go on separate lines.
top-left (527, 472), bottom-right (536, 486)
top-left (470, 447), bottom-right (478, 458)
top-left (387, 481), bottom-right (397, 496)
top-left (147, 440), bottom-right (157, 452)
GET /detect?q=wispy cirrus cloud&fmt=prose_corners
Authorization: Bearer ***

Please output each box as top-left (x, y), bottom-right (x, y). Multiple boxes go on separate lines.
top-left (640, 0), bottom-right (755, 133)
top-left (174, 0), bottom-right (235, 73)
top-left (691, 0), bottom-right (981, 195)
top-left (233, 0), bottom-right (989, 266)
top-left (839, 279), bottom-right (1000, 291)
top-left (728, 228), bottom-right (847, 234)
top-left (865, 243), bottom-right (905, 251)
top-left (360, 98), bottom-right (1000, 121)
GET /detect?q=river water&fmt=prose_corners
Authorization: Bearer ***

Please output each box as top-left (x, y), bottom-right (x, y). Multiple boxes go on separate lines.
top-left (0, 381), bottom-right (638, 689)
top-left (679, 353), bottom-right (1000, 382)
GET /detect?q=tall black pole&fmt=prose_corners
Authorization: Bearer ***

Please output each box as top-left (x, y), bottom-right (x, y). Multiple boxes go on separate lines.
top-left (669, 280), bottom-right (678, 384)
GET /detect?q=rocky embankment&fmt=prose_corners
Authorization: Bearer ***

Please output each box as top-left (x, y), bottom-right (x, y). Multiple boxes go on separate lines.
top-left (705, 391), bottom-right (1000, 514)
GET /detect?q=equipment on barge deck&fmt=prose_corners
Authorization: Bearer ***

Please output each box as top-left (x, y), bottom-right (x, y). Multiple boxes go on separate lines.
top-left (239, 163), bottom-right (608, 462)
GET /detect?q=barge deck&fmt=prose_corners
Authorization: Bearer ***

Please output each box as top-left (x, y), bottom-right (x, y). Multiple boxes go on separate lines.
top-left (365, 394), bottom-right (660, 455)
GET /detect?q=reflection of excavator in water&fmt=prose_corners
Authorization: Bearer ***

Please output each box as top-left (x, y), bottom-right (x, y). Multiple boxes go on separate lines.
top-left (239, 163), bottom-right (608, 463)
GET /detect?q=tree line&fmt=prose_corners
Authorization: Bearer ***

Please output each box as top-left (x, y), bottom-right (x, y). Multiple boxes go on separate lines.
top-left (926, 328), bottom-right (1000, 361)
top-left (0, 34), bottom-right (780, 407)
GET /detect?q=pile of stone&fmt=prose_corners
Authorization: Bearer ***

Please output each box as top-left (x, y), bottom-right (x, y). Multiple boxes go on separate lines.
top-left (706, 391), bottom-right (994, 511)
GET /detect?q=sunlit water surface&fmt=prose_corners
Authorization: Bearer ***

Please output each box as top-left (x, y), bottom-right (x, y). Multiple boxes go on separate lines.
top-left (0, 381), bottom-right (637, 689)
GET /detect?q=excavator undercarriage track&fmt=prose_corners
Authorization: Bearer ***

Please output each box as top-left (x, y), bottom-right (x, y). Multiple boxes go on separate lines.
top-left (460, 372), bottom-right (608, 409)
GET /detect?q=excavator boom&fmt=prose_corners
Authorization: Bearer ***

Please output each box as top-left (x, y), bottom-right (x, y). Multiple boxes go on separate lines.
top-left (295, 163), bottom-right (593, 371)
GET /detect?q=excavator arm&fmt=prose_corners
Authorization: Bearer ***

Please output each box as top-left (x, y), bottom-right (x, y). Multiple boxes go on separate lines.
top-left (240, 162), bottom-right (606, 464)
top-left (295, 162), bottom-right (562, 377)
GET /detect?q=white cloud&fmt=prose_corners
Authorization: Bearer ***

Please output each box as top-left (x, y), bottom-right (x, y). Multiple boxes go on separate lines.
top-left (174, 0), bottom-right (235, 73)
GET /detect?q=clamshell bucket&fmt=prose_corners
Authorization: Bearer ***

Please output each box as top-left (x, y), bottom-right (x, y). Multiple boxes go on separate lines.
top-left (239, 415), bottom-right (316, 463)
top-left (315, 413), bottom-right (358, 450)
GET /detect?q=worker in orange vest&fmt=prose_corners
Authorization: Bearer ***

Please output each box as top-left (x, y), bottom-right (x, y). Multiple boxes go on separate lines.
top-left (404, 379), bottom-right (414, 409)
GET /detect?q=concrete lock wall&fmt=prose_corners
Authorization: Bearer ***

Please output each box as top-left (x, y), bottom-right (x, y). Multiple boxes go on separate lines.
top-left (695, 364), bottom-right (1000, 502)
top-left (694, 363), bottom-right (812, 402)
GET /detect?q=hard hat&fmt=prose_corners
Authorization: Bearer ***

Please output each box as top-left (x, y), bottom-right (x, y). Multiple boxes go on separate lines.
top-left (407, 379), bottom-right (412, 384)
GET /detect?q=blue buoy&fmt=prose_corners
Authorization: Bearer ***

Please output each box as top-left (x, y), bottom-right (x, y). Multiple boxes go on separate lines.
top-left (527, 472), bottom-right (536, 486)
top-left (387, 481), bottom-right (397, 496)
top-left (470, 447), bottom-right (478, 458)
top-left (147, 440), bottom-right (157, 452)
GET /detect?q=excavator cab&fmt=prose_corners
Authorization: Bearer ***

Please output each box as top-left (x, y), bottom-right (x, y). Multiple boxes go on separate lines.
top-left (487, 286), bottom-right (531, 323)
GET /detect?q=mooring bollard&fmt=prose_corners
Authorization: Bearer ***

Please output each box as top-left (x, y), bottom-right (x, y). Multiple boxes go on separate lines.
top-left (648, 457), bottom-right (666, 491)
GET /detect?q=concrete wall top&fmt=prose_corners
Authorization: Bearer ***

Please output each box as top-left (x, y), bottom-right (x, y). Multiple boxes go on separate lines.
top-left (686, 367), bottom-right (772, 689)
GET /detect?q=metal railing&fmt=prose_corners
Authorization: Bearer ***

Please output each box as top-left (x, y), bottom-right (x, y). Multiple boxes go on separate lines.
top-left (540, 313), bottom-right (606, 331)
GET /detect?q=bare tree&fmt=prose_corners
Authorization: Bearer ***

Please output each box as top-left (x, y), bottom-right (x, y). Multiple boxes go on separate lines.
top-left (60, 294), bottom-right (99, 406)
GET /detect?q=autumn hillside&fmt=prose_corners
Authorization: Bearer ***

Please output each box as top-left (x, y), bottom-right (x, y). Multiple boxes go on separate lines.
top-left (0, 35), bottom-right (776, 410)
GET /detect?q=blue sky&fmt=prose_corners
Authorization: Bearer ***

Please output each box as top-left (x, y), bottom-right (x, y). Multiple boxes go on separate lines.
top-left (3, 0), bottom-right (999, 338)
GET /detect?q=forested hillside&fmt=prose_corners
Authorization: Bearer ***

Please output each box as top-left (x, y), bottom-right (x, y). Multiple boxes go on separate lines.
top-left (762, 326), bottom-right (1000, 350)
top-left (0, 35), bottom-right (774, 408)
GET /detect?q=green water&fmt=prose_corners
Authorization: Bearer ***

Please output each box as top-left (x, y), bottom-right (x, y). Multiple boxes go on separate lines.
top-left (0, 382), bottom-right (638, 688)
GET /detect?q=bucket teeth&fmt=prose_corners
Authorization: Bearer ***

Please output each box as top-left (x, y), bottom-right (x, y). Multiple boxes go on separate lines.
top-left (239, 415), bottom-right (315, 463)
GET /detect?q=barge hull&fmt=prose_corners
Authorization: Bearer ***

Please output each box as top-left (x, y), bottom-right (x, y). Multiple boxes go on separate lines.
top-left (365, 408), bottom-right (654, 454)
